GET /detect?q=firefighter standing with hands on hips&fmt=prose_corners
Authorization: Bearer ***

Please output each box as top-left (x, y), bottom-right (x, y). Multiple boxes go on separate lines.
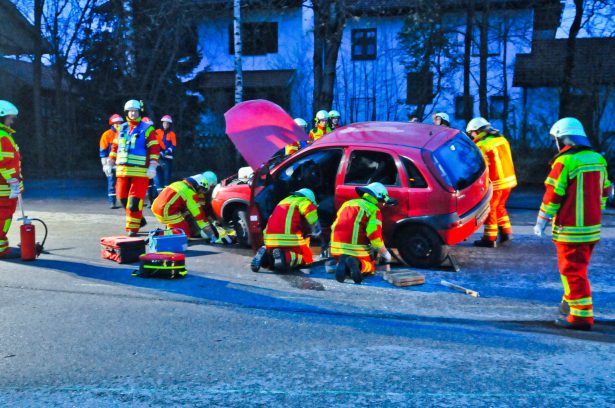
top-left (534, 117), bottom-right (611, 331)
top-left (104, 100), bottom-right (160, 236)
top-left (308, 110), bottom-right (331, 142)
top-left (331, 182), bottom-right (397, 284)
top-left (99, 114), bottom-right (123, 208)
top-left (467, 117), bottom-right (517, 247)
top-left (0, 100), bottom-right (23, 259)
top-left (251, 188), bottom-right (321, 273)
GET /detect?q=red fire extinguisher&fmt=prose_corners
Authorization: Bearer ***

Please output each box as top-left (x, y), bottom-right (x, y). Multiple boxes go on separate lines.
top-left (18, 196), bottom-right (47, 261)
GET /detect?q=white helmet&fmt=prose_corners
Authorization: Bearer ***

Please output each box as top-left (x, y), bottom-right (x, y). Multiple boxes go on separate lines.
top-left (124, 99), bottom-right (142, 111)
top-left (0, 100), bottom-right (18, 117)
top-left (435, 112), bottom-right (449, 123)
top-left (315, 110), bottom-right (328, 121)
top-left (466, 117), bottom-right (490, 133)
top-left (328, 110), bottom-right (341, 119)
top-left (293, 188), bottom-right (317, 205)
top-left (161, 115), bottom-right (173, 123)
top-left (294, 118), bottom-right (308, 128)
top-left (550, 117), bottom-right (590, 147)
top-left (356, 182), bottom-right (398, 205)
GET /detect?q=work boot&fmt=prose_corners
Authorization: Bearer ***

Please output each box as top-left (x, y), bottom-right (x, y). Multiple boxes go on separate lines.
top-left (347, 257), bottom-right (363, 284)
top-left (127, 231), bottom-right (138, 237)
top-left (499, 228), bottom-right (512, 245)
top-left (251, 246), bottom-right (269, 273)
top-left (0, 247), bottom-right (21, 259)
top-left (473, 238), bottom-right (497, 248)
top-left (554, 317), bottom-right (592, 331)
top-left (335, 255), bottom-right (349, 283)
top-left (140, 217), bottom-right (147, 228)
top-left (559, 300), bottom-right (570, 316)
top-left (272, 248), bottom-right (288, 273)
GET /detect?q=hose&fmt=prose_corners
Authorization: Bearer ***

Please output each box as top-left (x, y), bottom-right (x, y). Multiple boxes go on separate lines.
top-left (29, 218), bottom-right (48, 256)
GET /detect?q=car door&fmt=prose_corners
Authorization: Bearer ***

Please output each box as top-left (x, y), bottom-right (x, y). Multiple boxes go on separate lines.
top-left (335, 147), bottom-right (410, 241)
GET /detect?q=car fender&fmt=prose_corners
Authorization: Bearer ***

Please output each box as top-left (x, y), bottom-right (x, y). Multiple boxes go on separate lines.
top-left (392, 216), bottom-right (450, 244)
top-left (221, 198), bottom-right (250, 222)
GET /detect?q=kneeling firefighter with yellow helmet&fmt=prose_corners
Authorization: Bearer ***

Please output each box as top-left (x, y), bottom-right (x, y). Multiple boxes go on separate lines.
top-left (534, 117), bottom-right (611, 331)
top-left (331, 182), bottom-right (398, 284)
top-left (151, 171), bottom-right (218, 241)
top-left (251, 188), bottom-right (321, 273)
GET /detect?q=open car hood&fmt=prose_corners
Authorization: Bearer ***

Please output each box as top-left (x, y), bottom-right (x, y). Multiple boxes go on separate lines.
top-left (224, 100), bottom-right (307, 169)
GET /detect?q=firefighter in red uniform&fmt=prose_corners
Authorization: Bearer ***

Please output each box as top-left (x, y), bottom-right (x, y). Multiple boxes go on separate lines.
top-left (104, 100), bottom-right (160, 236)
top-left (151, 171), bottom-right (217, 240)
top-left (100, 114), bottom-right (123, 208)
top-left (534, 117), bottom-right (611, 331)
top-left (251, 188), bottom-right (321, 273)
top-left (331, 182), bottom-right (398, 284)
top-left (308, 110), bottom-right (331, 142)
top-left (467, 117), bottom-right (517, 247)
top-left (0, 100), bottom-right (23, 258)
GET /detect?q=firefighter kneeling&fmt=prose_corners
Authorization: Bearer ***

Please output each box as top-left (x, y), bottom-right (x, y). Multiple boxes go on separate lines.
top-left (151, 171), bottom-right (218, 241)
top-left (251, 188), bottom-right (321, 273)
top-left (331, 182), bottom-right (398, 284)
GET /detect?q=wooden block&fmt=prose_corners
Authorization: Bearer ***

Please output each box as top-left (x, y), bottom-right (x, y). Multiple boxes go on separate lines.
top-left (386, 271), bottom-right (425, 287)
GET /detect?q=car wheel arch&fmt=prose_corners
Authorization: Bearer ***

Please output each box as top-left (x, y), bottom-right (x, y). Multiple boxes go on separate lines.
top-left (221, 199), bottom-right (250, 223)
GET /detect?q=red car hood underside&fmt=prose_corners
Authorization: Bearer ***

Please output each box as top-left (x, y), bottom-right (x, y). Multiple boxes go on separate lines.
top-left (224, 100), bottom-right (307, 170)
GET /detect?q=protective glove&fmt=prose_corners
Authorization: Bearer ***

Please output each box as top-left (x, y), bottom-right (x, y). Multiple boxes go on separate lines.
top-left (8, 178), bottom-right (20, 199)
top-left (101, 157), bottom-right (108, 173)
top-left (146, 162), bottom-right (158, 179)
top-left (533, 217), bottom-right (549, 237)
top-left (200, 225), bottom-right (216, 242)
top-left (311, 221), bottom-right (322, 238)
top-left (103, 159), bottom-right (115, 177)
top-left (378, 246), bottom-right (392, 263)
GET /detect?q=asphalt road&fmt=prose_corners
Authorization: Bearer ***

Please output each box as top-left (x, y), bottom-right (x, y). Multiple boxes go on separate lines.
top-left (0, 180), bottom-right (614, 407)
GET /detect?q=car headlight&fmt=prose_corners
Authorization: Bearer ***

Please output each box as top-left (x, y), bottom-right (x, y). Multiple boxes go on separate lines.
top-left (212, 183), bottom-right (221, 199)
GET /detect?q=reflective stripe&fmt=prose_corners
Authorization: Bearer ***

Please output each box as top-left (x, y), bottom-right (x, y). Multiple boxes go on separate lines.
top-left (263, 233), bottom-right (308, 247)
top-left (570, 308), bottom-right (593, 318)
top-left (567, 297), bottom-right (592, 306)
top-left (330, 241), bottom-right (371, 257)
top-left (576, 172), bottom-right (584, 226)
top-left (116, 166), bottom-right (148, 177)
top-left (560, 274), bottom-right (571, 297)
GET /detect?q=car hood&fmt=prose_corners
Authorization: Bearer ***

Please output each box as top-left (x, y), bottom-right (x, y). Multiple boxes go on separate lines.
top-left (224, 100), bottom-right (307, 169)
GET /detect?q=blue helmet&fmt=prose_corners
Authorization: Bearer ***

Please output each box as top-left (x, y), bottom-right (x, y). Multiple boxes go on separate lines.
top-left (293, 188), bottom-right (317, 205)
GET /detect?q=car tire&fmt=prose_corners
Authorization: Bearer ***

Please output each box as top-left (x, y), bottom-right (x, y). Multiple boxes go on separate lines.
top-left (231, 208), bottom-right (251, 248)
top-left (396, 225), bottom-right (448, 269)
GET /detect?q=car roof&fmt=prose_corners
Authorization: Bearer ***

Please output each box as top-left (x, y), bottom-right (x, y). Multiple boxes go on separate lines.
top-left (314, 121), bottom-right (460, 151)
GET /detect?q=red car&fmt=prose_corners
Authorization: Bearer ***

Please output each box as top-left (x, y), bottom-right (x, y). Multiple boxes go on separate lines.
top-left (217, 101), bottom-right (491, 268)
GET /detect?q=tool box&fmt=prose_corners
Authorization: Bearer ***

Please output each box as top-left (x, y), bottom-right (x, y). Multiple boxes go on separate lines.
top-left (133, 252), bottom-right (187, 279)
top-left (100, 236), bottom-right (146, 264)
top-left (148, 228), bottom-right (188, 253)
top-left (383, 270), bottom-right (425, 287)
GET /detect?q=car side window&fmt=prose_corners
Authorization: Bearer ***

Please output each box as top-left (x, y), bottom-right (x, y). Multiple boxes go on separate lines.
top-left (344, 150), bottom-right (400, 186)
top-left (401, 157), bottom-right (428, 188)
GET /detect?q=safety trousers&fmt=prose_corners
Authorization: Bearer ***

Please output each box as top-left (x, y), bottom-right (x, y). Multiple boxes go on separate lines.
top-left (333, 254), bottom-right (375, 274)
top-left (556, 242), bottom-right (596, 325)
top-left (266, 244), bottom-right (313, 269)
top-left (116, 176), bottom-right (149, 232)
top-left (482, 188), bottom-right (512, 241)
top-left (0, 197), bottom-right (17, 256)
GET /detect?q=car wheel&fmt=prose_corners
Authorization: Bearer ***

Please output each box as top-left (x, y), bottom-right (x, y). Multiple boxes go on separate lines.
top-left (396, 225), bottom-right (448, 268)
top-left (231, 208), bottom-right (251, 248)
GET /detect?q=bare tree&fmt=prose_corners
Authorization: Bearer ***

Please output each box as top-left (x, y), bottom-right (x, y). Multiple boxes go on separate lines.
top-left (463, 0), bottom-right (475, 122)
top-left (559, 0), bottom-right (583, 117)
top-left (33, 0), bottom-right (45, 167)
top-left (478, 0), bottom-right (489, 118)
top-left (233, 0), bottom-right (243, 105)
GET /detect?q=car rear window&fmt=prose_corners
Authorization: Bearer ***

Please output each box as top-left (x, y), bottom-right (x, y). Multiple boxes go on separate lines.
top-left (432, 134), bottom-right (485, 191)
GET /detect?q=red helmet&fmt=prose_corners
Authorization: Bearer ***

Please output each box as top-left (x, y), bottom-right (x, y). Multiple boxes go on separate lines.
top-left (108, 114), bottom-right (123, 125)
top-left (161, 115), bottom-right (173, 123)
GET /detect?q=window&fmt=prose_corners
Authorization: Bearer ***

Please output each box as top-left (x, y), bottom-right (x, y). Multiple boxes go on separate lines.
top-left (344, 150), bottom-right (400, 187)
top-left (432, 135), bottom-right (485, 191)
top-left (489, 96), bottom-right (506, 120)
top-left (401, 157), bottom-right (428, 188)
top-left (351, 29), bottom-right (377, 60)
top-left (406, 72), bottom-right (433, 105)
top-left (228, 22), bottom-right (278, 55)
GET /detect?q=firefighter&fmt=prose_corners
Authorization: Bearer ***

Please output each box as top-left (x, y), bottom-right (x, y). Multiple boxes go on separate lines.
top-left (0, 100), bottom-right (23, 259)
top-left (328, 110), bottom-right (341, 130)
top-left (285, 118), bottom-right (311, 155)
top-left (467, 117), bottom-right (517, 247)
top-left (100, 114), bottom-right (123, 208)
top-left (331, 182), bottom-right (397, 284)
top-left (308, 110), bottom-right (331, 142)
top-left (151, 171), bottom-right (217, 240)
top-left (294, 117), bottom-right (308, 134)
top-left (104, 100), bottom-right (160, 236)
top-left (251, 188), bottom-right (321, 273)
top-left (433, 112), bottom-right (450, 127)
top-left (155, 115), bottom-right (177, 191)
top-left (534, 117), bottom-right (611, 331)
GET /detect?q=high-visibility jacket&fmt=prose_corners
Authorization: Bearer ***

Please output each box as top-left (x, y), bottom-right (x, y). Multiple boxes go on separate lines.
top-left (308, 125), bottom-right (331, 142)
top-left (109, 119), bottom-right (160, 178)
top-left (330, 195), bottom-right (384, 258)
top-left (99, 127), bottom-right (118, 158)
top-left (0, 123), bottom-right (22, 198)
top-left (539, 146), bottom-right (611, 243)
top-left (474, 131), bottom-right (517, 191)
top-left (151, 180), bottom-right (211, 229)
top-left (155, 129), bottom-right (176, 159)
top-left (264, 195), bottom-right (318, 247)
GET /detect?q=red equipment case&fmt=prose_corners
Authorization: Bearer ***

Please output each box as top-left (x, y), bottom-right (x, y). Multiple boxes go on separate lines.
top-left (134, 252), bottom-right (187, 279)
top-left (100, 236), bottom-right (146, 264)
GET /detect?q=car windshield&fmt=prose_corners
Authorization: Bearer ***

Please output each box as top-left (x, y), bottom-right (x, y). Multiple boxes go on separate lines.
top-left (432, 134), bottom-right (485, 191)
